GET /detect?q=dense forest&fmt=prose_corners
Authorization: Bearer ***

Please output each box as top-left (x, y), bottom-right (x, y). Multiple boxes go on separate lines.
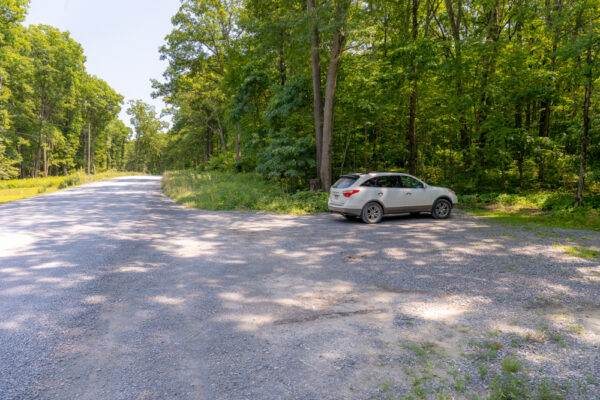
top-left (0, 0), bottom-right (167, 179)
top-left (154, 0), bottom-right (599, 203)
top-left (1, 0), bottom-right (599, 204)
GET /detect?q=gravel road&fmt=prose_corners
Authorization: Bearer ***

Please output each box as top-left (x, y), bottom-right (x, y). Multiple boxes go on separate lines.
top-left (1, 176), bottom-right (598, 399)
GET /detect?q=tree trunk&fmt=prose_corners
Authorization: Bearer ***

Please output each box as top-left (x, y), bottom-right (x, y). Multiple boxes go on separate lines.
top-left (408, 80), bottom-right (418, 175)
top-left (339, 129), bottom-right (350, 176)
top-left (319, 0), bottom-right (349, 191)
top-left (538, 0), bottom-right (563, 181)
top-left (476, 0), bottom-right (501, 181)
top-left (34, 119), bottom-right (44, 178)
top-left (202, 131), bottom-right (208, 165)
top-left (407, 0), bottom-right (419, 176)
top-left (120, 139), bottom-right (125, 169)
top-left (214, 114), bottom-right (226, 155)
top-left (307, 0), bottom-right (324, 185)
top-left (87, 120), bottom-right (91, 174)
top-left (43, 139), bottom-right (48, 177)
top-left (92, 135), bottom-right (96, 174)
top-left (236, 132), bottom-right (241, 163)
top-left (278, 39), bottom-right (287, 86)
top-left (538, 101), bottom-right (551, 138)
top-left (444, 0), bottom-right (470, 166)
top-left (518, 156), bottom-right (524, 189)
top-left (575, 40), bottom-right (593, 207)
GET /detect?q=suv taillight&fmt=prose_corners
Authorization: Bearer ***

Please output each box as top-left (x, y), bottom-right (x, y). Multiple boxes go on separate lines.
top-left (343, 190), bottom-right (360, 198)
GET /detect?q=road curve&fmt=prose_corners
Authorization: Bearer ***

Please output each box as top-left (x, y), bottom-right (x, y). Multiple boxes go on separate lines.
top-left (1, 176), bottom-right (598, 400)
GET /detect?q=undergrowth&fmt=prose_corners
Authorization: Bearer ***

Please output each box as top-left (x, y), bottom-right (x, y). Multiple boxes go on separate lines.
top-left (162, 170), bottom-right (329, 214)
top-left (162, 170), bottom-right (599, 231)
top-left (459, 191), bottom-right (600, 231)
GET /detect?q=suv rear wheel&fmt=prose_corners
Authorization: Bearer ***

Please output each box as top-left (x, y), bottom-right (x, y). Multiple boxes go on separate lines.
top-left (361, 202), bottom-right (383, 224)
top-left (432, 198), bottom-right (452, 219)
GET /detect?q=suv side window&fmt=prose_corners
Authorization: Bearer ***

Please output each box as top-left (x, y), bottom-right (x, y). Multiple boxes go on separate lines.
top-left (400, 176), bottom-right (424, 189)
top-left (361, 176), bottom-right (399, 188)
top-left (378, 176), bottom-right (399, 188)
top-left (361, 178), bottom-right (379, 187)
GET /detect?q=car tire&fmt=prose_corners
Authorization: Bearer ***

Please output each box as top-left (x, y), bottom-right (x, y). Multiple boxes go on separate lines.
top-left (432, 198), bottom-right (452, 219)
top-left (361, 202), bottom-right (384, 224)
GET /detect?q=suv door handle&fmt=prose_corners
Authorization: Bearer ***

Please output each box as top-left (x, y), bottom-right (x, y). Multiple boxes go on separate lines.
top-left (406, 192), bottom-right (412, 195)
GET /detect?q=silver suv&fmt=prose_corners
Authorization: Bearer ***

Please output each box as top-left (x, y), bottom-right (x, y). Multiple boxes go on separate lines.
top-left (328, 172), bottom-right (458, 224)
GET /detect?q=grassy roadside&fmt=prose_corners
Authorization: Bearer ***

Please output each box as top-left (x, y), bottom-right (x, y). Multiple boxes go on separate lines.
top-left (0, 170), bottom-right (136, 203)
top-left (162, 171), bottom-right (599, 231)
top-left (459, 191), bottom-right (600, 232)
top-left (162, 170), bottom-right (328, 214)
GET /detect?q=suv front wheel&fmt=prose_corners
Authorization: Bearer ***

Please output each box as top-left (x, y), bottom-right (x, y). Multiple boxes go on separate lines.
top-left (361, 202), bottom-right (384, 224)
top-left (432, 198), bottom-right (452, 219)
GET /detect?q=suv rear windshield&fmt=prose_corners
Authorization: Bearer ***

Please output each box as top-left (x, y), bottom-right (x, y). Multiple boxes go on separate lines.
top-left (332, 175), bottom-right (359, 189)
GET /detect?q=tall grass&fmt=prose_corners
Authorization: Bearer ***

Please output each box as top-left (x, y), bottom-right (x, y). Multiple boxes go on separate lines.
top-left (162, 170), bottom-right (600, 230)
top-left (0, 170), bottom-right (135, 203)
top-left (459, 190), bottom-right (600, 231)
top-left (162, 171), bottom-right (328, 214)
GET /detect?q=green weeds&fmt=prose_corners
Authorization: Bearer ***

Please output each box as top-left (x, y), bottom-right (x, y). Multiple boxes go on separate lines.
top-left (0, 170), bottom-right (134, 203)
top-left (488, 357), bottom-right (564, 400)
top-left (460, 191), bottom-right (600, 231)
top-left (162, 170), bottom-right (329, 214)
top-left (501, 356), bottom-right (523, 373)
top-left (556, 246), bottom-right (599, 258)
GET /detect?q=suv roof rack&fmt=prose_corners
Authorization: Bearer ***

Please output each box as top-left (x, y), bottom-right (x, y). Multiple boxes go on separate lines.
top-left (343, 171), bottom-right (408, 176)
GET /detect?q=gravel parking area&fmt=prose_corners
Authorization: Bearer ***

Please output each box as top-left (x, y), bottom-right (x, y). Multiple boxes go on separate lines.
top-left (1, 176), bottom-right (598, 399)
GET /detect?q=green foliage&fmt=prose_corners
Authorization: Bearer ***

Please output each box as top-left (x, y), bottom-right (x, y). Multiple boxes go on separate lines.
top-left (0, 170), bottom-right (134, 202)
top-left (204, 153), bottom-right (238, 172)
top-left (489, 372), bottom-right (531, 400)
top-left (162, 170), bottom-right (328, 214)
top-left (501, 357), bottom-right (523, 374)
top-left (0, 3), bottom-right (132, 180)
top-left (557, 246), bottom-right (599, 258)
top-left (126, 100), bottom-right (168, 173)
top-left (460, 190), bottom-right (600, 231)
top-left (535, 379), bottom-right (564, 400)
top-left (154, 0), bottom-right (599, 203)
top-left (5, 0), bottom-right (600, 207)
top-left (0, 138), bottom-right (18, 179)
top-left (478, 364), bottom-right (489, 380)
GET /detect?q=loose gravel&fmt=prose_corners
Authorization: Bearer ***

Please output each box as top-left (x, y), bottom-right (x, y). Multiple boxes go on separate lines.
top-left (0, 176), bottom-right (598, 399)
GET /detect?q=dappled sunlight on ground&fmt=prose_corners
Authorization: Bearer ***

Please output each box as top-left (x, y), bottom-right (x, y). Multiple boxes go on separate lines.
top-left (1, 176), bottom-right (599, 399)
top-left (399, 299), bottom-right (473, 322)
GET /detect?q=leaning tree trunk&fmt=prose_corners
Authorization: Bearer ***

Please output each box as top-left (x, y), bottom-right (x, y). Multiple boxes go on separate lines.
top-left (307, 0), bottom-right (324, 185)
top-left (319, 1), bottom-right (348, 191)
top-left (407, 0), bottom-right (419, 176)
